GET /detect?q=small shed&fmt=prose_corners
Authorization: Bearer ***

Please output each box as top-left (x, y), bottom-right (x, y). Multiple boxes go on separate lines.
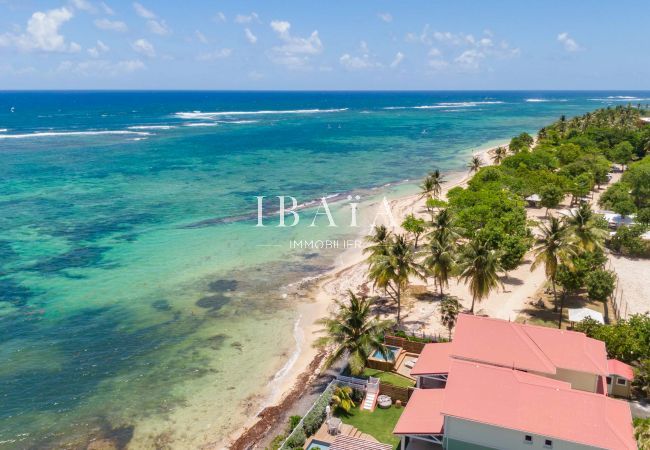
top-left (525, 194), bottom-right (541, 207)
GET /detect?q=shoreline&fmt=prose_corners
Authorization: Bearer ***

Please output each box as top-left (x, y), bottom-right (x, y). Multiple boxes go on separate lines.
top-left (226, 142), bottom-right (504, 449)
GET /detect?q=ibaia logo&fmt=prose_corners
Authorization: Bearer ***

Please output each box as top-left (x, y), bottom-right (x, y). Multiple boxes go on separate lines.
top-left (255, 196), bottom-right (397, 229)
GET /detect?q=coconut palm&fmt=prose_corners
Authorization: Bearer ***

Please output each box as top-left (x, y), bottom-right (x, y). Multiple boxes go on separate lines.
top-left (331, 386), bottom-right (356, 413)
top-left (467, 155), bottom-right (484, 174)
top-left (363, 225), bottom-right (391, 258)
top-left (367, 234), bottom-right (426, 324)
top-left (565, 203), bottom-right (608, 252)
top-left (315, 291), bottom-right (393, 375)
top-left (428, 169), bottom-right (446, 199)
top-left (420, 176), bottom-right (435, 200)
top-left (439, 296), bottom-right (462, 340)
top-left (531, 217), bottom-right (577, 311)
top-left (458, 239), bottom-right (503, 314)
top-left (424, 234), bottom-right (455, 297)
top-left (491, 146), bottom-right (508, 165)
top-left (427, 208), bottom-right (460, 246)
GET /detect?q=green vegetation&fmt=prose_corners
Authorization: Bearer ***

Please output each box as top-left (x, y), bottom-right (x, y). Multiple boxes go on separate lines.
top-left (440, 295), bottom-right (462, 339)
top-left (574, 314), bottom-right (650, 364)
top-left (331, 385), bottom-right (356, 413)
top-left (315, 291), bottom-right (393, 375)
top-left (362, 368), bottom-right (415, 388)
top-left (336, 405), bottom-right (403, 448)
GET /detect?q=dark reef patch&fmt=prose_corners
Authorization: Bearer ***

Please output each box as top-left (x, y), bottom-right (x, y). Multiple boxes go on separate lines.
top-left (195, 294), bottom-right (230, 311)
top-left (207, 279), bottom-right (238, 292)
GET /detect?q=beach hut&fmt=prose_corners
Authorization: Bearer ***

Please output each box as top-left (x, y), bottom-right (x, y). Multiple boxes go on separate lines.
top-left (525, 193), bottom-right (541, 207)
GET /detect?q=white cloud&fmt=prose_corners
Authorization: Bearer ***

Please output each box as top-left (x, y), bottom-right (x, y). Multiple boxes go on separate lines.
top-left (428, 47), bottom-right (441, 57)
top-left (339, 41), bottom-right (380, 71)
top-left (100, 2), bottom-right (114, 15)
top-left (244, 28), bottom-right (257, 44)
top-left (197, 48), bottom-right (232, 61)
top-left (133, 2), bottom-right (155, 19)
top-left (70, 0), bottom-right (95, 13)
top-left (390, 51), bottom-right (404, 68)
top-left (557, 32), bottom-right (581, 52)
top-left (269, 20), bottom-right (323, 69)
top-left (378, 12), bottom-right (392, 23)
top-left (195, 30), bottom-right (208, 44)
top-left (57, 58), bottom-right (145, 76)
top-left (87, 39), bottom-right (109, 57)
top-left (131, 38), bottom-right (155, 58)
top-left (234, 12), bottom-right (259, 24)
top-left (428, 59), bottom-right (449, 70)
top-left (214, 12), bottom-right (226, 22)
top-left (0, 7), bottom-right (80, 52)
top-left (147, 19), bottom-right (169, 35)
top-left (454, 49), bottom-right (485, 69)
top-left (94, 18), bottom-right (126, 32)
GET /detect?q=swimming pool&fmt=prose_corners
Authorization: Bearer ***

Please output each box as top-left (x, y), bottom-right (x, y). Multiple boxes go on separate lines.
top-left (305, 439), bottom-right (331, 450)
top-left (371, 345), bottom-right (402, 361)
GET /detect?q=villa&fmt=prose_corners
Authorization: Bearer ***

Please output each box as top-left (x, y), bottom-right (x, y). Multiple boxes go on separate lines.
top-left (393, 314), bottom-right (637, 450)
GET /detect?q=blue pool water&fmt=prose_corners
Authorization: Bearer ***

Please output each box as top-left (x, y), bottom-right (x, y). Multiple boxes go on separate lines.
top-left (372, 345), bottom-right (402, 361)
top-left (306, 439), bottom-right (331, 450)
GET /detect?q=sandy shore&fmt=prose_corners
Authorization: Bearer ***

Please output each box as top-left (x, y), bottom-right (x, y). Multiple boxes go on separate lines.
top-left (226, 143), bottom-right (509, 449)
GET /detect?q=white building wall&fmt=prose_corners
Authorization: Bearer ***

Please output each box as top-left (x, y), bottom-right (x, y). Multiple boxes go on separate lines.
top-left (444, 417), bottom-right (602, 450)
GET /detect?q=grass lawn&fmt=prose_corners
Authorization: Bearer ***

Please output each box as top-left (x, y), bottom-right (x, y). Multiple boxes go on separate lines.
top-left (336, 405), bottom-right (403, 449)
top-left (362, 368), bottom-right (415, 388)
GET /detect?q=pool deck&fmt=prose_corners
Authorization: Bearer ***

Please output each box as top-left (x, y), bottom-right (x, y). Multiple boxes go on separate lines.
top-left (305, 421), bottom-right (380, 448)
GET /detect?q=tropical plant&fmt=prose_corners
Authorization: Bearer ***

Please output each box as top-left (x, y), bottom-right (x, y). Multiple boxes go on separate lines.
top-left (531, 217), bottom-right (576, 311)
top-left (423, 234), bottom-right (455, 297)
top-left (585, 269), bottom-right (616, 302)
top-left (367, 235), bottom-right (426, 324)
top-left (363, 225), bottom-right (391, 258)
top-left (539, 184), bottom-right (565, 216)
top-left (491, 146), bottom-right (508, 165)
top-left (315, 291), bottom-right (393, 375)
top-left (467, 155), bottom-right (484, 174)
top-left (457, 239), bottom-right (503, 313)
top-left (634, 360), bottom-right (650, 399)
top-left (402, 214), bottom-right (426, 248)
top-left (428, 169), bottom-right (446, 199)
top-left (634, 417), bottom-right (650, 450)
top-left (439, 296), bottom-right (462, 339)
top-left (420, 175), bottom-right (436, 200)
top-left (565, 203), bottom-right (608, 252)
top-left (427, 208), bottom-right (460, 245)
top-left (331, 386), bottom-right (356, 413)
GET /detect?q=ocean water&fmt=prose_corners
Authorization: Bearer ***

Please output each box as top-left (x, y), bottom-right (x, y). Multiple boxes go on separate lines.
top-left (1, 91), bottom-right (649, 448)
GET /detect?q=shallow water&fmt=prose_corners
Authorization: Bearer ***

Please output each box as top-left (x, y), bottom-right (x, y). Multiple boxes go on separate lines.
top-left (1, 91), bottom-right (648, 448)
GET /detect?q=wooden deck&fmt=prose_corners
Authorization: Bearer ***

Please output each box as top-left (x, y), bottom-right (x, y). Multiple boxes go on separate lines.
top-left (307, 421), bottom-right (380, 447)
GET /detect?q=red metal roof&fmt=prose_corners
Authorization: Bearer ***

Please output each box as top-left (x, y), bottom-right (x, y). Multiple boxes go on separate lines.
top-left (451, 314), bottom-right (608, 376)
top-left (608, 359), bottom-right (635, 380)
top-left (410, 342), bottom-right (453, 375)
top-left (441, 360), bottom-right (636, 449)
top-left (393, 389), bottom-right (445, 435)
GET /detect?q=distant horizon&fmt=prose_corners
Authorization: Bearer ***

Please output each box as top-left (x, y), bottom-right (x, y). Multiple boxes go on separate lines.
top-left (2, 89), bottom-right (650, 93)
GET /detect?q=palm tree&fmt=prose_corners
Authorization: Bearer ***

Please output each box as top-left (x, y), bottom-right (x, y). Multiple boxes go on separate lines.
top-left (367, 234), bottom-right (426, 324)
top-left (458, 239), bottom-right (503, 314)
top-left (315, 291), bottom-right (393, 375)
top-left (331, 386), bottom-right (356, 413)
top-left (420, 176), bottom-right (435, 200)
top-left (531, 217), bottom-right (577, 312)
top-left (427, 208), bottom-right (460, 245)
top-left (424, 234), bottom-right (455, 297)
top-left (439, 296), bottom-right (462, 339)
top-left (565, 203), bottom-right (608, 252)
top-left (491, 146), bottom-right (508, 165)
top-left (428, 169), bottom-right (445, 199)
top-left (467, 155), bottom-right (484, 175)
top-left (363, 225), bottom-right (391, 258)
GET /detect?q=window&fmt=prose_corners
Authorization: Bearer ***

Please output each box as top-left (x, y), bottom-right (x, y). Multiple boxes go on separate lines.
top-left (617, 378), bottom-right (627, 386)
top-left (606, 376), bottom-right (612, 385)
top-left (544, 439), bottom-right (553, 448)
top-left (524, 435), bottom-right (533, 444)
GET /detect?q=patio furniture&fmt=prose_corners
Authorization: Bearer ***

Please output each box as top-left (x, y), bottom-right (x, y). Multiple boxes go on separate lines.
top-left (405, 358), bottom-right (418, 369)
top-left (327, 417), bottom-right (342, 435)
top-left (377, 394), bottom-right (392, 409)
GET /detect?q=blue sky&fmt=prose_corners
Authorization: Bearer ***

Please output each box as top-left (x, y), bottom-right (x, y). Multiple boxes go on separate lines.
top-left (0, 0), bottom-right (648, 90)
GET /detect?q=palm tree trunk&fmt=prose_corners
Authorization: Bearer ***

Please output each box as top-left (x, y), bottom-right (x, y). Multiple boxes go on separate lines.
top-left (396, 282), bottom-right (401, 324)
top-left (558, 291), bottom-right (566, 329)
top-left (551, 278), bottom-right (558, 312)
top-left (439, 279), bottom-right (444, 297)
top-left (470, 296), bottom-right (476, 314)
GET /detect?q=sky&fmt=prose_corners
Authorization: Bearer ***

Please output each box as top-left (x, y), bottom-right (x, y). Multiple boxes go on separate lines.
top-left (0, 0), bottom-right (649, 90)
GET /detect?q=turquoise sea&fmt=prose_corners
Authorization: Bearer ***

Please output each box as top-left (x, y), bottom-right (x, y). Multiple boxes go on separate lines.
top-left (1, 91), bottom-right (649, 448)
